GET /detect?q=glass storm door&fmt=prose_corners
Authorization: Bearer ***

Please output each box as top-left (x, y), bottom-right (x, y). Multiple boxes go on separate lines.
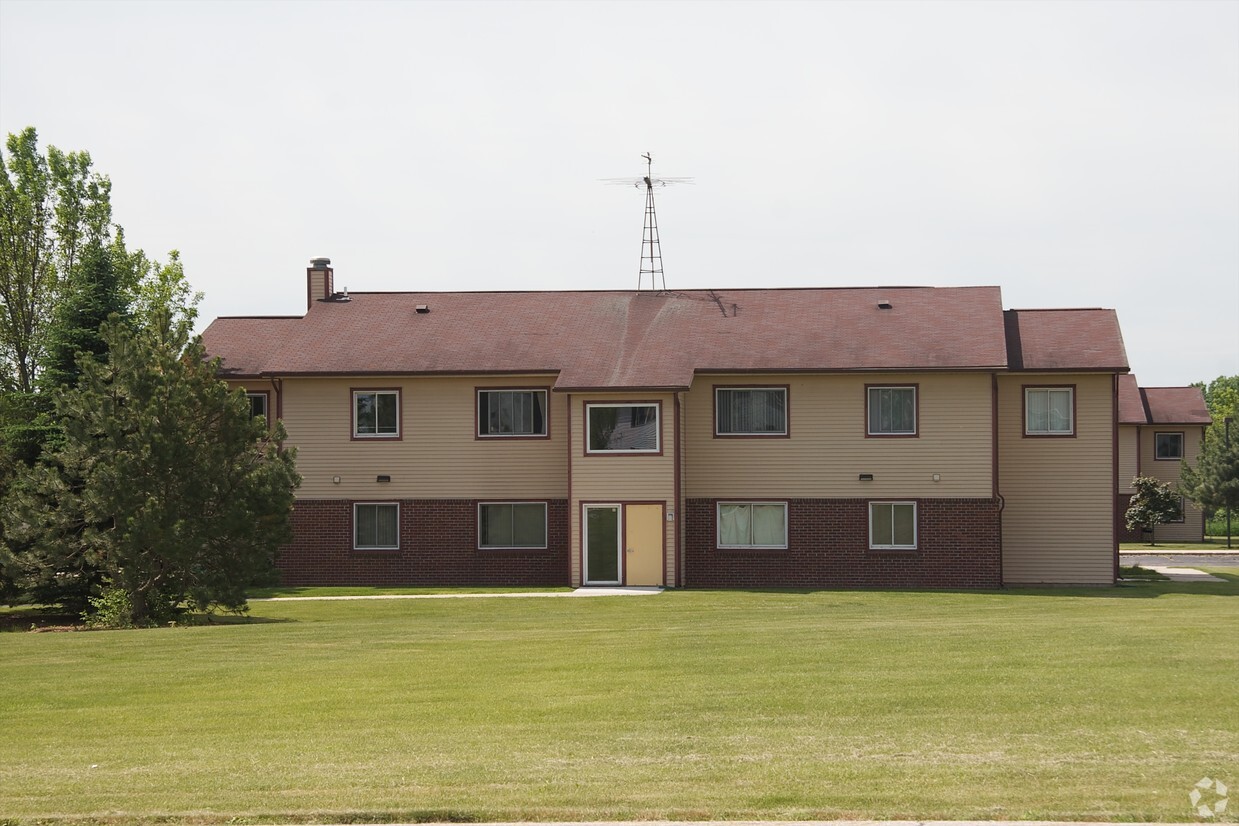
top-left (584, 505), bottom-right (621, 584)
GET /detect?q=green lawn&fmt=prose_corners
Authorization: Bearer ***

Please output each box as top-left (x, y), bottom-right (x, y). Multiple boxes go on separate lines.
top-left (1120, 537), bottom-right (1237, 551)
top-left (3, 578), bottom-right (1238, 824)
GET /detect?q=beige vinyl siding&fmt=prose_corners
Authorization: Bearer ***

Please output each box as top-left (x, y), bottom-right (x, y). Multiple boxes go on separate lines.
top-left (1140, 425), bottom-right (1206, 542)
top-left (569, 393), bottom-right (677, 587)
top-left (684, 372), bottom-right (994, 499)
top-left (1118, 425), bottom-right (1139, 494)
top-left (308, 270), bottom-right (329, 303)
top-left (282, 376), bottom-right (566, 499)
top-left (999, 373), bottom-right (1115, 584)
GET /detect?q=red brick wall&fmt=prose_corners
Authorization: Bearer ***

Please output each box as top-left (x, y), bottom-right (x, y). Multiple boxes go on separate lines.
top-left (684, 498), bottom-right (1002, 589)
top-left (280, 499), bottom-right (571, 586)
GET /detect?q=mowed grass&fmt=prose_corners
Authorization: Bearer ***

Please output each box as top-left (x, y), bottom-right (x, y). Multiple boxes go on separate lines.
top-left (3, 578), bottom-right (1238, 824)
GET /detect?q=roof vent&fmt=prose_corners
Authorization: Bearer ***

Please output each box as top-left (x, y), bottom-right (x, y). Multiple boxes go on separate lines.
top-left (309, 256), bottom-right (331, 268)
top-left (415, 304), bottom-right (430, 314)
top-left (877, 298), bottom-right (893, 309)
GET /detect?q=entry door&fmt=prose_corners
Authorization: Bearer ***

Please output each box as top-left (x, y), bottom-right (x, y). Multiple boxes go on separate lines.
top-left (583, 503), bottom-right (664, 586)
top-left (584, 505), bottom-right (621, 584)
top-left (623, 503), bottom-right (664, 586)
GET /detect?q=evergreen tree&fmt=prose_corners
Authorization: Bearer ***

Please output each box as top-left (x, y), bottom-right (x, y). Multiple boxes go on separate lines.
top-left (1125, 476), bottom-right (1183, 546)
top-left (1180, 429), bottom-right (1239, 540)
top-left (3, 319), bottom-right (300, 625)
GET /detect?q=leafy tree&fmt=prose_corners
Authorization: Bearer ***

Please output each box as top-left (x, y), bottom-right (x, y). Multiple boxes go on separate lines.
top-left (3, 319), bottom-right (300, 625)
top-left (1125, 476), bottom-right (1183, 546)
top-left (1193, 375), bottom-right (1238, 443)
top-left (0, 127), bottom-right (112, 395)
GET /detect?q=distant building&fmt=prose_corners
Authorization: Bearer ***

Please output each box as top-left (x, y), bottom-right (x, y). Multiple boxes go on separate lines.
top-left (202, 258), bottom-right (1205, 588)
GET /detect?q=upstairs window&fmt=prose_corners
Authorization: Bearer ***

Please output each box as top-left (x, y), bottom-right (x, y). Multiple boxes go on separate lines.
top-left (586, 403), bottom-right (660, 453)
top-left (353, 389), bottom-right (400, 438)
top-left (1025, 387), bottom-right (1074, 436)
top-left (246, 392), bottom-right (269, 421)
top-left (478, 389), bottom-right (547, 437)
top-left (1155, 432), bottom-right (1184, 460)
top-left (867, 386), bottom-right (917, 435)
top-left (715, 387), bottom-right (788, 436)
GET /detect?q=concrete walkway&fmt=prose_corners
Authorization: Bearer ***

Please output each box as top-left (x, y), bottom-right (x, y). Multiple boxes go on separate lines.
top-left (1147, 566), bottom-right (1226, 582)
top-left (252, 587), bottom-right (663, 602)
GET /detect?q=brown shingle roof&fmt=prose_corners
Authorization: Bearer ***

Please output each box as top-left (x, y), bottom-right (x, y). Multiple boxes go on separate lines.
top-left (1118, 374), bottom-right (1146, 423)
top-left (1003, 309), bottom-right (1129, 372)
top-left (1141, 386), bottom-right (1211, 425)
top-left (204, 286), bottom-right (1014, 388)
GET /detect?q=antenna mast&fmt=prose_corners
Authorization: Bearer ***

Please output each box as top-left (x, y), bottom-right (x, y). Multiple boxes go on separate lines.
top-left (638, 153), bottom-right (665, 293)
top-left (602, 153), bottom-right (692, 293)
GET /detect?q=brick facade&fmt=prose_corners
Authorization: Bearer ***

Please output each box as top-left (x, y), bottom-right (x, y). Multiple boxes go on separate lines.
top-left (684, 498), bottom-right (1003, 589)
top-left (280, 499), bottom-right (571, 586)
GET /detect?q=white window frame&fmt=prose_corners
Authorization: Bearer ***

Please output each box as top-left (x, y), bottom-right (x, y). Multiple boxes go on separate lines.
top-left (353, 389), bottom-right (400, 438)
top-left (869, 501), bottom-right (917, 550)
top-left (585, 402), bottom-right (660, 454)
top-left (354, 502), bottom-right (400, 550)
top-left (866, 385), bottom-right (917, 436)
top-left (477, 389), bottom-right (548, 437)
top-left (1024, 387), bottom-right (1074, 436)
top-left (716, 501), bottom-right (789, 549)
top-left (1154, 431), bottom-right (1184, 460)
top-left (477, 501), bottom-right (549, 549)
top-left (714, 387), bottom-right (789, 436)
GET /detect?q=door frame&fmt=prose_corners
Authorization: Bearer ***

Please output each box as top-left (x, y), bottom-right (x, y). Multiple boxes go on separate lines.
top-left (582, 503), bottom-right (623, 585)
top-left (579, 500), bottom-right (666, 586)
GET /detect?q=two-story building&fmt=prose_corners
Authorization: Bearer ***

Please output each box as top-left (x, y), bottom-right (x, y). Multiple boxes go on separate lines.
top-left (203, 258), bottom-right (1152, 589)
top-left (1117, 375), bottom-right (1211, 542)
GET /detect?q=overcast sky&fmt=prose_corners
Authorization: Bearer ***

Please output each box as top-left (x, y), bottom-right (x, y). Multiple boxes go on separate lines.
top-left (2, 0), bottom-right (1236, 387)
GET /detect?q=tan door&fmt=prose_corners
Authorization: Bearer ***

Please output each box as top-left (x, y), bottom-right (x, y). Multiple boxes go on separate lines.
top-left (624, 503), bottom-right (664, 586)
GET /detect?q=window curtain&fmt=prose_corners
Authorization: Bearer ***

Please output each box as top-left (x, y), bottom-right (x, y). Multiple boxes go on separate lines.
top-left (719, 503), bottom-right (785, 546)
top-left (719, 389), bottom-right (785, 433)
top-left (869, 387), bottom-right (914, 433)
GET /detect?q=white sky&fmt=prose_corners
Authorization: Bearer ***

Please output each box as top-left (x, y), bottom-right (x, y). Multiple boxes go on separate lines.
top-left (2, 0), bottom-right (1236, 387)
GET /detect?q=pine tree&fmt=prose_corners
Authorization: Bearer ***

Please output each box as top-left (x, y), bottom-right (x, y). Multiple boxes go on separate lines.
top-left (3, 319), bottom-right (300, 625)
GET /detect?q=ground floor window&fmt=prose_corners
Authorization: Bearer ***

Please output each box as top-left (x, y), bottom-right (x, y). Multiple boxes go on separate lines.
top-left (717, 502), bottom-right (788, 549)
top-left (478, 502), bottom-right (548, 548)
top-left (869, 501), bottom-right (917, 549)
top-left (355, 502), bottom-right (399, 549)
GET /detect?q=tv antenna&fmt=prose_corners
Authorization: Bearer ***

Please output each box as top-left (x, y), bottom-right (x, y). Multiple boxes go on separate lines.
top-left (601, 153), bottom-right (692, 292)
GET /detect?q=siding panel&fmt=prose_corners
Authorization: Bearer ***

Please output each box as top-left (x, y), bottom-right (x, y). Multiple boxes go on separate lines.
top-left (999, 373), bottom-right (1115, 584)
top-left (281, 376), bottom-right (567, 499)
top-left (684, 372), bottom-right (994, 499)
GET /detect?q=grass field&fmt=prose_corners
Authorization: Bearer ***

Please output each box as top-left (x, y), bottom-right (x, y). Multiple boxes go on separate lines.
top-left (3, 575), bottom-right (1238, 824)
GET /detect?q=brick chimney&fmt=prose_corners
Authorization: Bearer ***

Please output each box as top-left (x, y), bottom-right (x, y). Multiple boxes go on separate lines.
top-left (307, 257), bottom-right (333, 309)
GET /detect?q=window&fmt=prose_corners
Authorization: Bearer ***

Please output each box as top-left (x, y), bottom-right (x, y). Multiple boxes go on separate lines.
top-left (1025, 387), bottom-right (1074, 435)
top-left (354, 503), bottom-right (399, 549)
top-left (1169, 496), bottom-right (1186, 523)
top-left (353, 389), bottom-right (399, 438)
top-left (717, 502), bottom-right (788, 549)
top-left (478, 502), bottom-right (548, 548)
top-left (870, 502), bottom-right (917, 549)
top-left (867, 386), bottom-right (917, 435)
top-left (715, 387), bottom-right (788, 435)
top-left (246, 392), bottom-right (268, 420)
top-left (586, 403), bottom-right (660, 453)
top-left (478, 389), bottom-right (547, 437)
top-left (1155, 432), bottom-right (1184, 460)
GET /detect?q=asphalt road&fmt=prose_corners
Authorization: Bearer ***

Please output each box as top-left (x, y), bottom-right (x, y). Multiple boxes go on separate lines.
top-left (1121, 553), bottom-right (1239, 566)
